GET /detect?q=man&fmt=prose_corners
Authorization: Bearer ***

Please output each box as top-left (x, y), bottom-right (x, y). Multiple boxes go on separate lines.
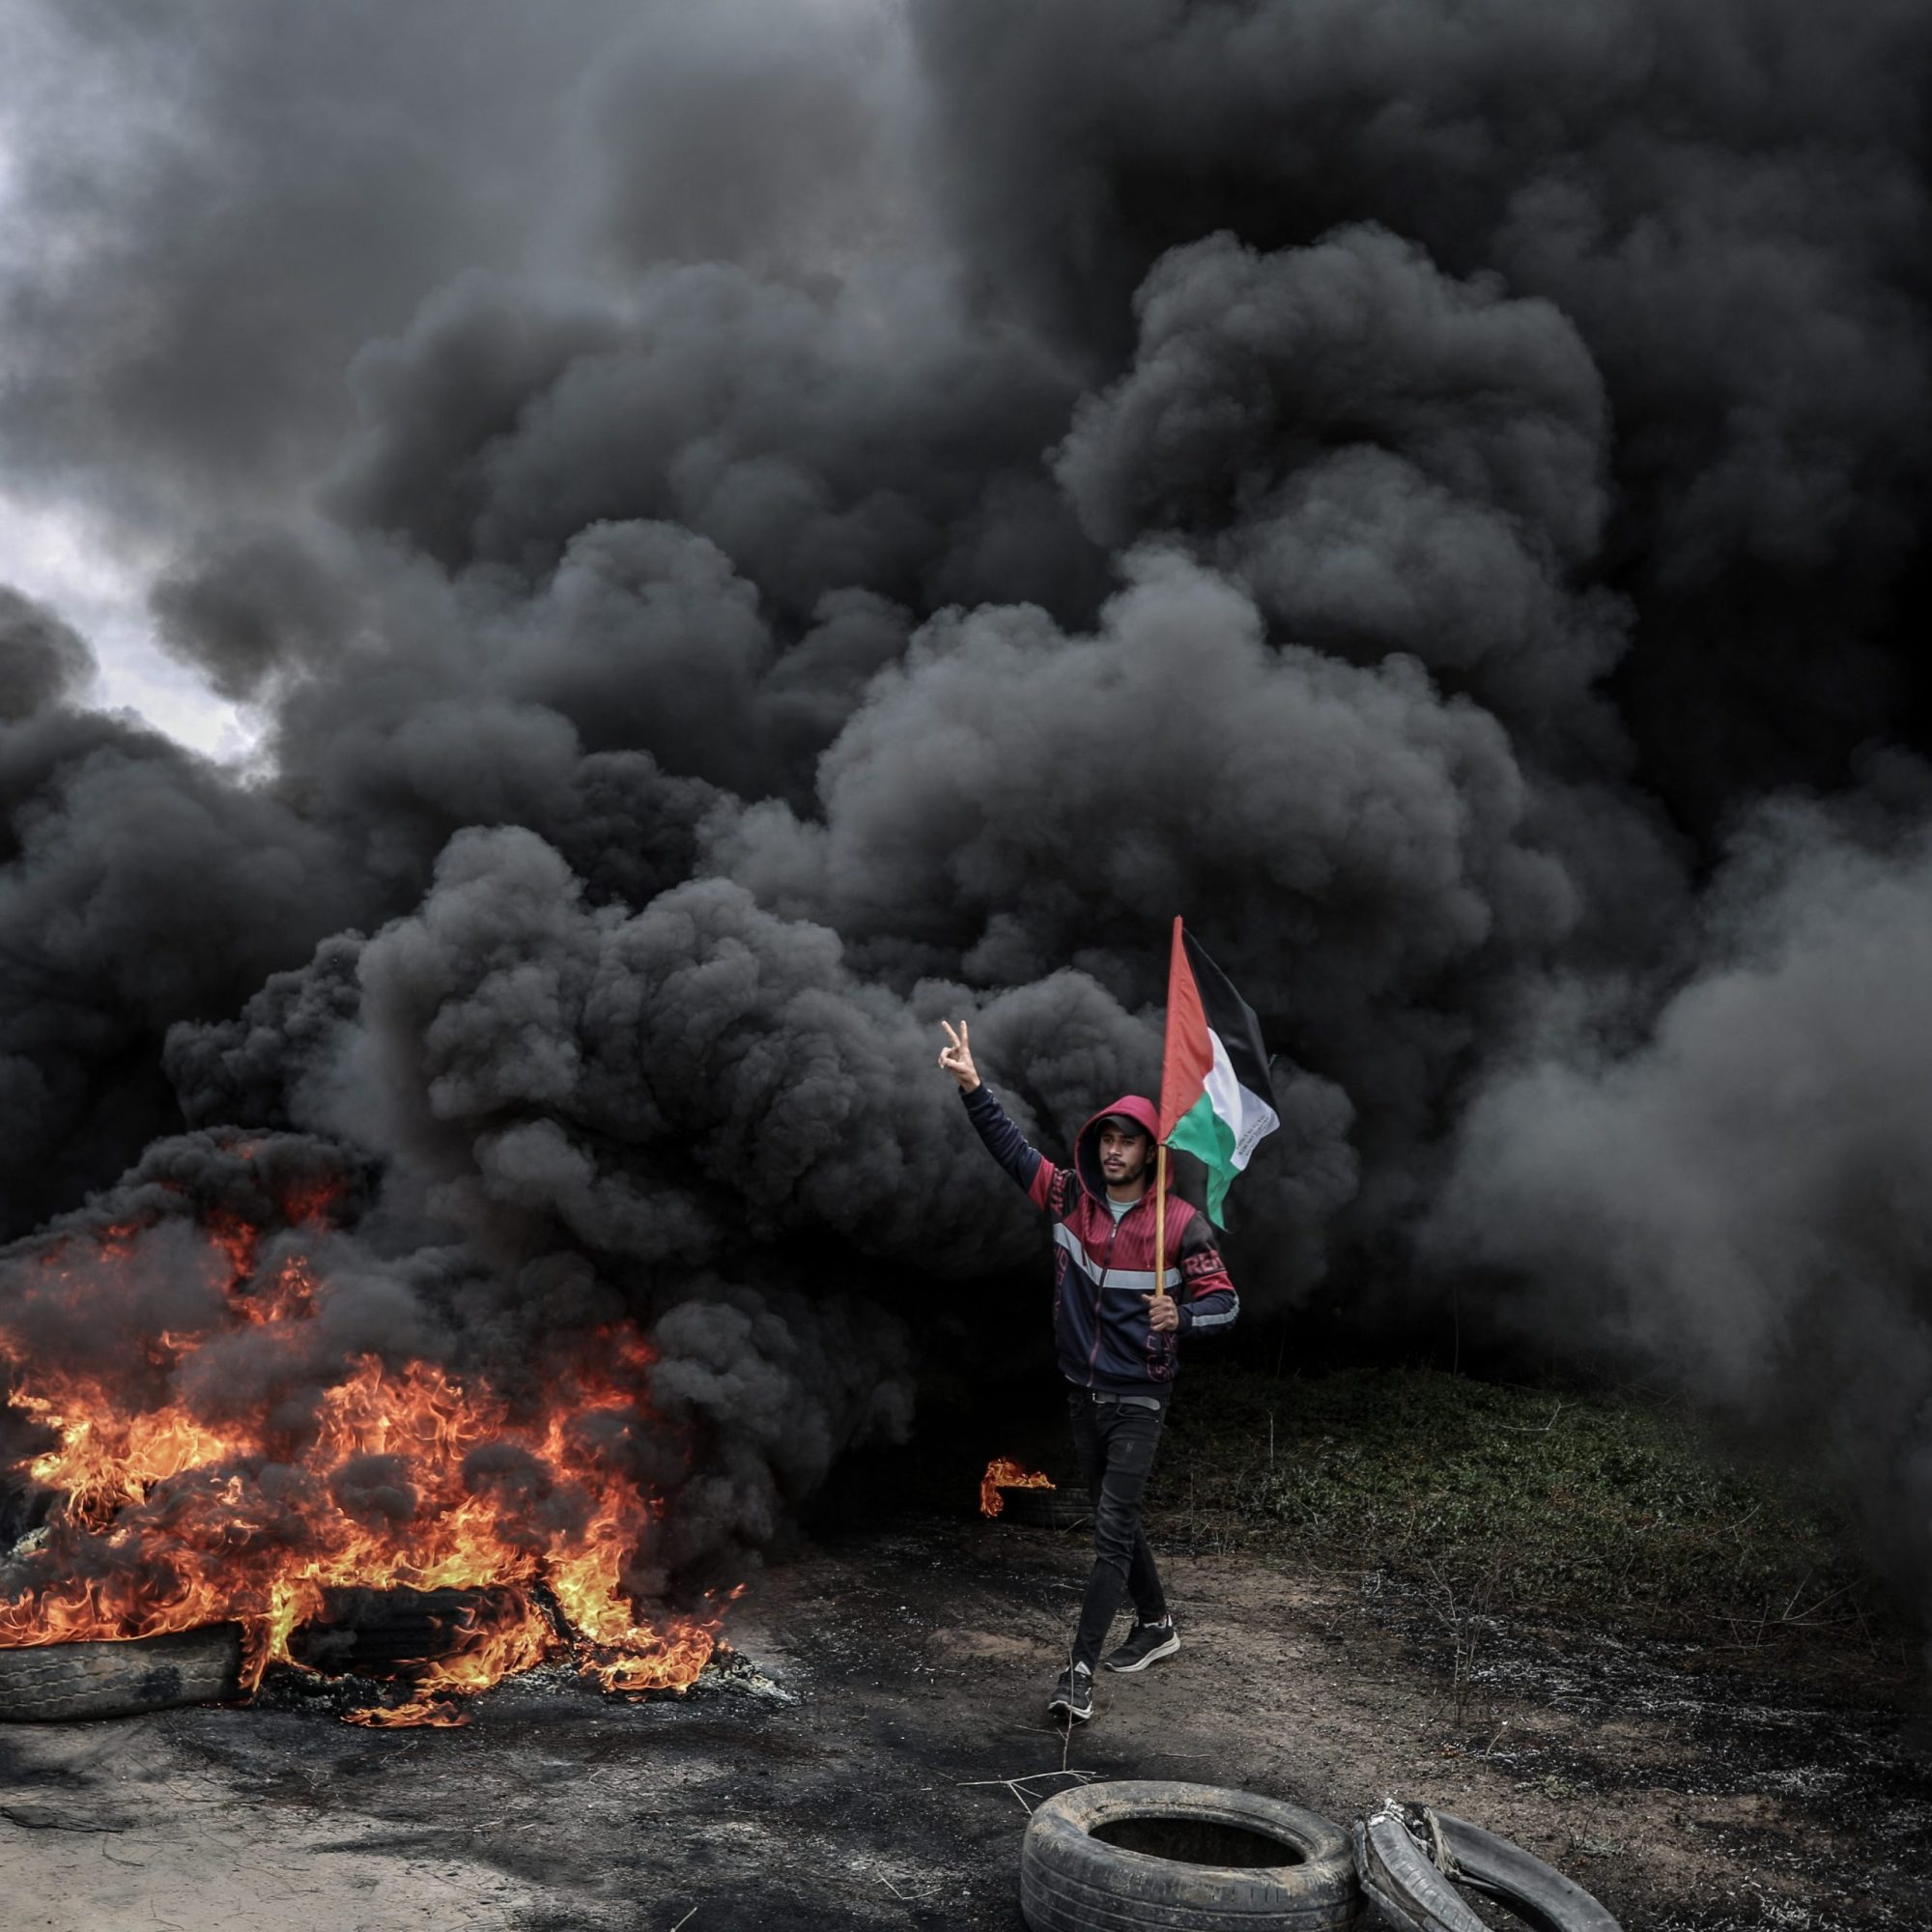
top-left (938, 1018), bottom-right (1238, 1723)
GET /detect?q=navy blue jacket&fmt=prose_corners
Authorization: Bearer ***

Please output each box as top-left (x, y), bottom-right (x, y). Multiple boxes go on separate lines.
top-left (964, 1084), bottom-right (1238, 1394)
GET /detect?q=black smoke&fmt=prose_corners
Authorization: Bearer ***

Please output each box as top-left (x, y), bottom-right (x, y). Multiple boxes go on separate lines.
top-left (3, 0), bottom-right (1932, 1605)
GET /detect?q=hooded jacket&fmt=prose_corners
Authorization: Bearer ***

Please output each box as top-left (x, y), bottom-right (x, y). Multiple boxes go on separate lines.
top-left (962, 1083), bottom-right (1239, 1394)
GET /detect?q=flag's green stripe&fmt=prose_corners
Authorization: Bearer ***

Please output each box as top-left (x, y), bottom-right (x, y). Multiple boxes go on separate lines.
top-left (1166, 1089), bottom-right (1240, 1226)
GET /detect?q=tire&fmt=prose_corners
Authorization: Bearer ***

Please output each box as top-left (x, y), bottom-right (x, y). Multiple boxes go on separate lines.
top-left (1022, 1779), bottom-right (1364, 1931)
top-left (0, 1625), bottom-right (242, 1722)
top-left (289, 1585), bottom-right (507, 1673)
top-left (1353, 1804), bottom-right (1622, 1932)
top-left (994, 1488), bottom-right (1094, 1531)
top-left (1353, 1807), bottom-right (1488, 1932)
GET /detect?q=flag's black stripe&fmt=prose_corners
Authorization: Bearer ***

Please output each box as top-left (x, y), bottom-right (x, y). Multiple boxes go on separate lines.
top-left (1181, 929), bottom-right (1275, 1105)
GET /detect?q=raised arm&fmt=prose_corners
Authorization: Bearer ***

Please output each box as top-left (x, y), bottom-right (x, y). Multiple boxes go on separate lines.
top-left (939, 1019), bottom-right (1060, 1208)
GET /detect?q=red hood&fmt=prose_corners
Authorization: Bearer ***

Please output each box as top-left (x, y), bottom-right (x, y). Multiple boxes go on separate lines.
top-left (1075, 1094), bottom-right (1164, 1200)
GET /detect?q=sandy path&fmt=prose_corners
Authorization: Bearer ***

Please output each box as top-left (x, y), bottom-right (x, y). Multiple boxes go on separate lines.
top-left (0, 1715), bottom-right (536, 1930)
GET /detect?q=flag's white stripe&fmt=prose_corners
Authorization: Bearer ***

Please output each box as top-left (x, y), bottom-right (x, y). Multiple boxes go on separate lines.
top-left (1204, 1029), bottom-right (1280, 1170)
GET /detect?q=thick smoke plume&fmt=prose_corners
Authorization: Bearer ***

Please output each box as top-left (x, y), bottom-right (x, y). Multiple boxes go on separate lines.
top-left (3, 0), bottom-right (1931, 1603)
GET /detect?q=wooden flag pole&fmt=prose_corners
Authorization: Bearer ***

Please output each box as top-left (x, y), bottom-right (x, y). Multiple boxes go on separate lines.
top-left (1153, 1142), bottom-right (1169, 1304)
top-left (1154, 914), bottom-right (1177, 1307)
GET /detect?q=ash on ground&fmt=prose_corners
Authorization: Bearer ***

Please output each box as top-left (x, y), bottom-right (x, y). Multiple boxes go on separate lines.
top-left (254, 1637), bottom-right (792, 1720)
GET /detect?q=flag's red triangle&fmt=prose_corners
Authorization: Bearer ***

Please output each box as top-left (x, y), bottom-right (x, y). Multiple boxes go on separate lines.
top-left (1158, 916), bottom-right (1213, 1142)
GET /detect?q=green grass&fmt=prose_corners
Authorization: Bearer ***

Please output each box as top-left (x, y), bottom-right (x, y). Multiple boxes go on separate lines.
top-left (1144, 1364), bottom-right (1893, 1643)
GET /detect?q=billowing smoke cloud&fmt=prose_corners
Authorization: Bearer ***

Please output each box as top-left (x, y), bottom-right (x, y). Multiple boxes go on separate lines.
top-left (3, 0), bottom-right (1931, 1600)
top-left (1052, 226), bottom-right (1629, 751)
top-left (1429, 786), bottom-right (1932, 1589)
top-left (0, 601), bottom-right (369, 1233)
top-left (911, 0), bottom-right (1932, 820)
top-left (0, 0), bottom-right (645, 531)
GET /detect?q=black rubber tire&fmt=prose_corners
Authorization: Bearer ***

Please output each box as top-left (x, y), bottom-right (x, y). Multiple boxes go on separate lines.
top-left (1022, 1779), bottom-right (1364, 1930)
top-left (0, 1625), bottom-right (242, 1722)
top-left (994, 1487), bottom-right (1094, 1531)
top-left (1354, 1808), bottom-right (1488, 1932)
top-left (1439, 1813), bottom-right (1621, 1932)
top-left (1353, 1804), bottom-right (1622, 1932)
top-left (289, 1585), bottom-right (504, 1672)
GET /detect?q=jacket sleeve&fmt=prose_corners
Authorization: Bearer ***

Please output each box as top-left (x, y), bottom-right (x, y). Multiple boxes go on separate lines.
top-left (1174, 1212), bottom-right (1238, 1335)
top-left (961, 1083), bottom-right (1060, 1209)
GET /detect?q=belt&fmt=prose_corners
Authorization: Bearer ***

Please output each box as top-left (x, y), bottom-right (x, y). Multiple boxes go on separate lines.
top-left (1083, 1391), bottom-right (1163, 1413)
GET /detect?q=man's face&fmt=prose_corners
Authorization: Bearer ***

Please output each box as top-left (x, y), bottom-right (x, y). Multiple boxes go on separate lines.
top-left (1098, 1122), bottom-right (1151, 1186)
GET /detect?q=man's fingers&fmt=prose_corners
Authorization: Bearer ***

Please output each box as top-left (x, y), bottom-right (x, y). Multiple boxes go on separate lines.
top-left (941, 1019), bottom-right (960, 1049)
top-left (960, 1020), bottom-right (971, 1049)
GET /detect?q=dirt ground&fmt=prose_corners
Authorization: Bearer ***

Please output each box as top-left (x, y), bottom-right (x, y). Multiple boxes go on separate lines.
top-left (2, 1514), bottom-right (1928, 1930)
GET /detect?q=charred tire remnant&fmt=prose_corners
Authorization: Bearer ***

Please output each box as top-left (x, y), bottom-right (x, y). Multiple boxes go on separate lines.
top-left (995, 1488), bottom-right (1094, 1531)
top-left (1022, 1779), bottom-right (1363, 1931)
top-left (1354, 1802), bottom-right (1622, 1932)
top-left (289, 1585), bottom-right (505, 1673)
top-left (0, 1625), bottom-right (243, 1722)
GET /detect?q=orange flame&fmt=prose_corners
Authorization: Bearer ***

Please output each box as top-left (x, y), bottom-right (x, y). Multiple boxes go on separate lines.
top-left (349, 1696), bottom-right (469, 1729)
top-left (0, 1179), bottom-right (721, 1725)
top-left (979, 1456), bottom-right (1055, 1518)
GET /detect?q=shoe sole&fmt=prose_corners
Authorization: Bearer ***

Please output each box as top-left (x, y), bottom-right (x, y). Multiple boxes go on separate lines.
top-left (1105, 1632), bottom-right (1181, 1673)
top-left (1045, 1703), bottom-right (1092, 1723)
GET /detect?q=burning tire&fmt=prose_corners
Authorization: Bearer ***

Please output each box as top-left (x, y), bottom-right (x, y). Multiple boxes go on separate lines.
top-left (289, 1585), bottom-right (516, 1675)
top-left (992, 1488), bottom-right (1093, 1531)
top-left (1353, 1802), bottom-right (1622, 1932)
top-left (1021, 1779), bottom-right (1362, 1930)
top-left (0, 1625), bottom-right (243, 1722)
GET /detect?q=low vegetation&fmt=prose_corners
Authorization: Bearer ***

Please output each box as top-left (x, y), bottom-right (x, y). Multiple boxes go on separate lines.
top-left (1144, 1364), bottom-right (1898, 1651)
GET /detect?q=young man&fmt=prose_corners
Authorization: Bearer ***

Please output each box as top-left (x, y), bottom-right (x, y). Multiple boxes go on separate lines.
top-left (938, 1019), bottom-right (1238, 1723)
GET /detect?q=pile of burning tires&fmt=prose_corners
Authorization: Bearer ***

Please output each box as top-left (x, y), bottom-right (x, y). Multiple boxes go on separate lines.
top-left (1021, 1780), bottom-right (1621, 1931)
top-left (0, 1585), bottom-right (505, 1724)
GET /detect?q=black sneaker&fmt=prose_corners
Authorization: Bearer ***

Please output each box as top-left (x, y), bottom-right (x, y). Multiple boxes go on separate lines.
top-left (1045, 1662), bottom-right (1094, 1722)
top-left (1104, 1619), bottom-right (1180, 1673)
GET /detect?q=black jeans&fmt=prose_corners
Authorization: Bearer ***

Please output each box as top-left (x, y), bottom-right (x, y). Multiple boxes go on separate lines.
top-left (1066, 1389), bottom-right (1169, 1672)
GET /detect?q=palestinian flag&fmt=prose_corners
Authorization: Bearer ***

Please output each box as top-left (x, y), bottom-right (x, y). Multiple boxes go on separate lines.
top-left (1157, 919), bottom-right (1280, 1226)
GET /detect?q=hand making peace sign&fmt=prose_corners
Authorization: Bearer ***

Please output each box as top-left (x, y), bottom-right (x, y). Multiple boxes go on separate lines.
top-left (937, 1019), bottom-right (980, 1092)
